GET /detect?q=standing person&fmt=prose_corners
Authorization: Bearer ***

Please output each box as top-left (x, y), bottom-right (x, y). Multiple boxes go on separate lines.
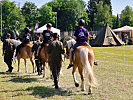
top-left (31, 36), bottom-right (42, 75)
top-left (12, 27), bottom-right (31, 59)
top-left (47, 33), bottom-right (65, 89)
top-left (121, 32), bottom-right (126, 43)
top-left (67, 19), bottom-right (97, 69)
top-left (37, 23), bottom-right (53, 56)
top-left (2, 33), bottom-right (15, 72)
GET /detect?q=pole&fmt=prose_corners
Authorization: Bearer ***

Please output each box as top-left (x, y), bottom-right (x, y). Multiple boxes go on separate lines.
top-left (55, 12), bottom-right (57, 28)
top-left (123, 44), bottom-right (125, 62)
top-left (1, 2), bottom-right (2, 37)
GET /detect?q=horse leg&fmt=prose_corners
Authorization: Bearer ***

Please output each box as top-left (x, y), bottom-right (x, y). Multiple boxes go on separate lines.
top-left (24, 59), bottom-right (28, 73)
top-left (88, 85), bottom-right (92, 95)
top-left (42, 63), bottom-right (45, 78)
top-left (30, 58), bottom-right (35, 73)
top-left (17, 58), bottom-right (20, 72)
top-left (72, 65), bottom-right (79, 87)
top-left (78, 66), bottom-right (85, 91)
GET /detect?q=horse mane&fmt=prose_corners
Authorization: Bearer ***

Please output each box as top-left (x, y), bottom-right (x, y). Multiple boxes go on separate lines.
top-left (11, 39), bottom-right (21, 48)
top-left (67, 39), bottom-right (76, 49)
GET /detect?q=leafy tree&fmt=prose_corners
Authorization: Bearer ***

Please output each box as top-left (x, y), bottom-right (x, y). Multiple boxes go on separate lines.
top-left (39, 5), bottom-right (56, 27)
top-left (94, 1), bottom-right (112, 30)
top-left (98, 0), bottom-right (112, 14)
top-left (1, 0), bottom-right (25, 35)
top-left (87, 0), bottom-right (97, 31)
top-left (120, 6), bottom-right (133, 26)
top-left (46, 0), bottom-right (88, 32)
top-left (21, 2), bottom-right (40, 29)
top-left (112, 14), bottom-right (120, 29)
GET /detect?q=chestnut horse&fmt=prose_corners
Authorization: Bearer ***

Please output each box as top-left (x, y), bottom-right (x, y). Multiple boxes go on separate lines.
top-left (17, 43), bottom-right (35, 73)
top-left (39, 43), bottom-right (49, 77)
top-left (66, 39), bottom-right (97, 94)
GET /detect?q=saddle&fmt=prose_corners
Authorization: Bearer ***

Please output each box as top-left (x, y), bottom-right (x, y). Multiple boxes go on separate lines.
top-left (72, 42), bottom-right (88, 58)
top-left (78, 42), bottom-right (88, 46)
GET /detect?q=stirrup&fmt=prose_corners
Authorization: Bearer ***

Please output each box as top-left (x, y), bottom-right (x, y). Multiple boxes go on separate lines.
top-left (12, 56), bottom-right (17, 60)
top-left (67, 64), bottom-right (74, 69)
top-left (94, 62), bottom-right (98, 66)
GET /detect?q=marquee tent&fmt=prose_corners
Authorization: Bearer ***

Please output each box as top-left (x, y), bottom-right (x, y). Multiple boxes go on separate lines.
top-left (35, 24), bottom-right (60, 36)
top-left (113, 25), bottom-right (133, 40)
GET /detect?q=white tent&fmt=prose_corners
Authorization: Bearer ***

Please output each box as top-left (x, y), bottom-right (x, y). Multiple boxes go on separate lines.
top-left (35, 24), bottom-right (60, 36)
top-left (113, 25), bottom-right (133, 40)
top-left (113, 25), bottom-right (133, 32)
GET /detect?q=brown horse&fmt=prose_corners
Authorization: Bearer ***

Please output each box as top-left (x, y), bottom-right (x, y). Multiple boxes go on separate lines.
top-left (39, 43), bottom-right (49, 77)
top-left (17, 43), bottom-right (35, 73)
top-left (66, 39), bottom-right (97, 94)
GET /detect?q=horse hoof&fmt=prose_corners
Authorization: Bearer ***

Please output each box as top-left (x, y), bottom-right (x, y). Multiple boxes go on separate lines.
top-left (55, 85), bottom-right (59, 89)
top-left (88, 92), bottom-right (92, 95)
top-left (81, 88), bottom-right (85, 91)
top-left (75, 83), bottom-right (79, 87)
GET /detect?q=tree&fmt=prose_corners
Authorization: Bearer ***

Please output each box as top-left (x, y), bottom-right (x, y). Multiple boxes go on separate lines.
top-left (120, 6), bottom-right (133, 26)
top-left (94, 1), bottom-right (112, 30)
top-left (21, 2), bottom-right (40, 29)
top-left (97, 0), bottom-right (112, 14)
top-left (112, 14), bottom-right (120, 29)
top-left (1, 0), bottom-right (25, 35)
top-left (87, 0), bottom-right (97, 31)
top-left (45, 0), bottom-right (88, 32)
top-left (39, 5), bottom-right (56, 27)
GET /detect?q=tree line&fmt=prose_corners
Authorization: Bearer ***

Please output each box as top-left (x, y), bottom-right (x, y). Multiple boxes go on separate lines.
top-left (1, 0), bottom-right (133, 35)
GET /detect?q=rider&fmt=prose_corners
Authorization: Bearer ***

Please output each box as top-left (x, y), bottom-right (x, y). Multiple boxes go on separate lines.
top-left (12, 27), bottom-right (31, 59)
top-left (67, 19), bottom-right (97, 69)
top-left (37, 23), bottom-right (53, 56)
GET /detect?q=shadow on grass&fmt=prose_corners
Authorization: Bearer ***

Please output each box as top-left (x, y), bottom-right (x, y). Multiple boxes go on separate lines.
top-left (0, 72), bottom-right (16, 75)
top-left (26, 86), bottom-right (70, 98)
top-left (9, 76), bottom-right (37, 83)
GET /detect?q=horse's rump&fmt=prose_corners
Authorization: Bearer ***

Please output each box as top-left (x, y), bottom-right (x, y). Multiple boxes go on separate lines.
top-left (73, 46), bottom-right (97, 86)
top-left (17, 43), bottom-right (33, 59)
top-left (39, 43), bottom-right (49, 64)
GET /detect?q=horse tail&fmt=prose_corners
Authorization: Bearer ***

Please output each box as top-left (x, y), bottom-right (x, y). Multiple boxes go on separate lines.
top-left (80, 48), bottom-right (97, 87)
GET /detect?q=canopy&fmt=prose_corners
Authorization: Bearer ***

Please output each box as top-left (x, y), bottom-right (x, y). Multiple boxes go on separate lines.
top-left (35, 24), bottom-right (60, 36)
top-left (113, 25), bottom-right (133, 40)
top-left (113, 26), bottom-right (133, 32)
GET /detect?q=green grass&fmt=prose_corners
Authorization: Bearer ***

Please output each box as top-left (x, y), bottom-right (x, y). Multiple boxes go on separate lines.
top-left (0, 42), bottom-right (133, 100)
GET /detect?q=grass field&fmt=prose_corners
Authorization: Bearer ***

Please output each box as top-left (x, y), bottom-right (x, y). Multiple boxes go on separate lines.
top-left (0, 41), bottom-right (133, 100)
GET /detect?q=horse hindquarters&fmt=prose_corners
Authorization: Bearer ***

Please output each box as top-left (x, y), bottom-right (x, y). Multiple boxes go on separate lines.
top-left (80, 48), bottom-right (97, 92)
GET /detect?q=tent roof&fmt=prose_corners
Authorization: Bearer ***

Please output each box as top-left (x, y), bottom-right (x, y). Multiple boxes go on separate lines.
top-left (90, 24), bottom-right (124, 46)
top-left (35, 24), bottom-right (60, 36)
top-left (113, 25), bottom-right (133, 32)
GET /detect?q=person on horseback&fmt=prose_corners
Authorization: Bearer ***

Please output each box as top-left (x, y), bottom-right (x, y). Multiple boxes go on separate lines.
top-left (67, 19), bottom-right (97, 69)
top-left (37, 23), bottom-right (53, 56)
top-left (2, 33), bottom-right (15, 72)
top-left (12, 27), bottom-right (31, 59)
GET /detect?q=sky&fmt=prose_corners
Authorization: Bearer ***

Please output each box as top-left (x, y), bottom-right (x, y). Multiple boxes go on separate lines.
top-left (10, 0), bottom-right (133, 16)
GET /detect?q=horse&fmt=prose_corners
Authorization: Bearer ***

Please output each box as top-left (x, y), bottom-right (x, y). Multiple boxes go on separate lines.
top-left (13, 40), bottom-right (35, 73)
top-left (66, 39), bottom-right (97, 94)
top-left (39, 43), bottom-right (49, 77)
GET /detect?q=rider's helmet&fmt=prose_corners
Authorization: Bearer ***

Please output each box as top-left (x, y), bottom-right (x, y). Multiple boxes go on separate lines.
top-left (52, 33), bottom-right (59, 38)
top-left (24, 27), bottom-right (31, 33)
top-left (6, 33), bottom-right (11, 38)
top-left (78, 19), bottom-right (85, 26)
top-left (46, 23), bottom-right (52, 28)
